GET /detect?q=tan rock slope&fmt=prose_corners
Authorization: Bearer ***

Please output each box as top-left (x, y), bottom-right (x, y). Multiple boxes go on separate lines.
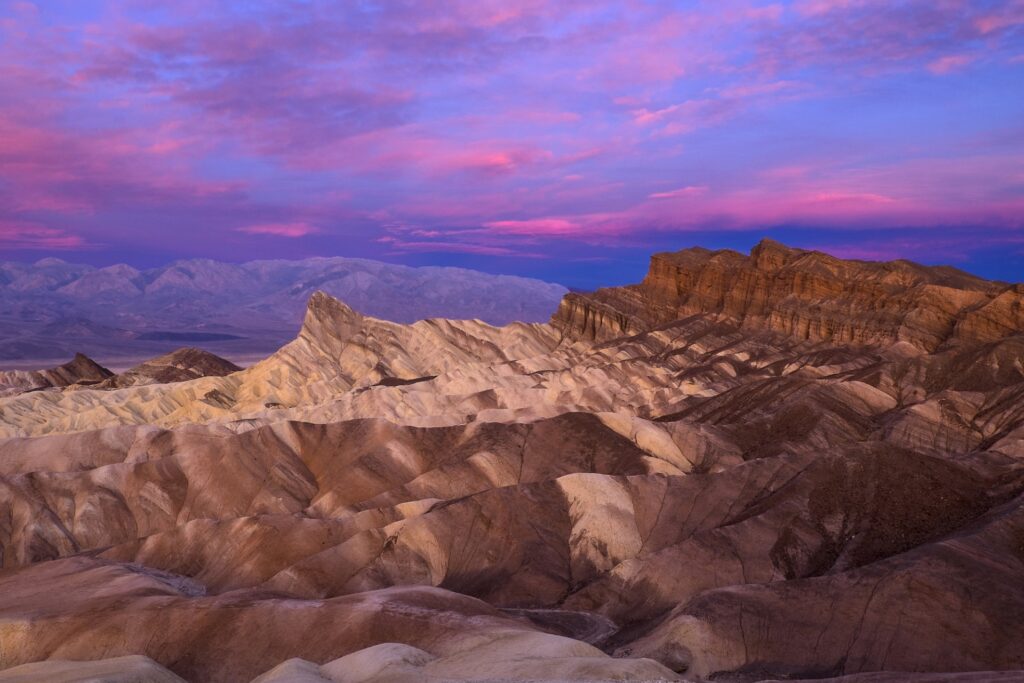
top-left (1, 240), bottom-right (1023, 682)
top-left (0, 353), bottom-right (112, 397)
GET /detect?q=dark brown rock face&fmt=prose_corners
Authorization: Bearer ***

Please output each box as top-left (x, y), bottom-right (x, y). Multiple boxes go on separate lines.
top-left (0, 353), bottom-right (112, 395)
top-left (1, 348), bottom-right (239, 397)
top-left (94, 347), bottom-right (241, 389)
top-left (555, 238), bottom-right (1023, 350)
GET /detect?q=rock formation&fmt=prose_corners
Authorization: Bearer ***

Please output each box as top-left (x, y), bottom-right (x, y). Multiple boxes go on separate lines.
top-left (89, 347), bottom-right (242, 389)
top-left (0, 353), bottom-right (112, 397)
top-left (555, 238), bottom-right (1023, 350)
top-left (0, 348), bottom-right (240, 400)
top-left (0, 240), bottom-right (1022, 682)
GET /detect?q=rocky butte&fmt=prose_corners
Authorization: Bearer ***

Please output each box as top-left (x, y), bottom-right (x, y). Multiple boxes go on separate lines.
top-left (0, 240), bottom-right (1022, 682)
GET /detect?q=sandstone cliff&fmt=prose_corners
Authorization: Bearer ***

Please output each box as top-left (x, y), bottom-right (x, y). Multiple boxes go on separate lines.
top-left (555, 238), bottom-right (1022, 350)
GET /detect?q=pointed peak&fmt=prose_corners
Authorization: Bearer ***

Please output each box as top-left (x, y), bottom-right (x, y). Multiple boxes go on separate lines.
top-left (300, 291), bottom-right (366, 352)
top-left (750, 237), bottom-right (801, 254)
top-left (305, 290), bottom-right (359, 320)
top-left (68, 352), bottom-right (110, 371)
top-left (60, 353), bottom-right (114, 380)
top-left (750, 238), bottom-right (800, 270)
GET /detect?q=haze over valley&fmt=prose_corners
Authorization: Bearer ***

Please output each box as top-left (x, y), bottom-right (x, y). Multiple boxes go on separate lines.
top-left (0, 257), bottom-right (566, 365)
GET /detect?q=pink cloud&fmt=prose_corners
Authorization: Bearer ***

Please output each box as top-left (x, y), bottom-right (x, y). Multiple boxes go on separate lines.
top-left (501, 108), bottom-right (582, 124)
top-left (805, 191), bottom-right (896, 205)
top-left (0, 220), bottom-right (85, 249)
top-left (761, 165), bottom-right (814, 180)
top-left (462, 152), bottom-right (1024, 247)
top-left (649, 185), bottom-right (708, 199)
top-left (928, 54), bottom-right (976, 75)
top-left (0, 101), bottom-right (245, 219)
top-left (752, 2), bottom-right (1003, 80)
top-left (454, 149), bottom-right (555, 176)
top-left (377, 235), bottom-right (526, 256)
top-left (629, 82), bottom-right (806, 137)
top-left (631, 103), bottom-right (682, 126)
top-left (483, 218), bottom-right (585, 236)
top-left (717, 80), bottom-right (804, 99)
top-left (795, 0), bottom-right (869, 17)
top-left (274, 122), bottom-right (570, 179)
top-left (368, 148), bottom-right (1024, 260)
top-left (237, 222), bottom-right (318, 238)
top-left (975, 2), bottom-right (1024, 34)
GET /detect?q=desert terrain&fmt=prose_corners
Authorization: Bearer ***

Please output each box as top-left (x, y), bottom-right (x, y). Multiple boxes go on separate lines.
top-left (1, 240), bottom-right (1023, 682)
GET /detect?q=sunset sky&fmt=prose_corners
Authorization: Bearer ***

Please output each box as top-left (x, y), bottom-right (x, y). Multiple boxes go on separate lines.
top-left (1, 0), bottom-right (1022, 287)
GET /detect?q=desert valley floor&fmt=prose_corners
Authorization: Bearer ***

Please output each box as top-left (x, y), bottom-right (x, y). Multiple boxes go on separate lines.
top-left (1, 240), bottom-right (1023, 682)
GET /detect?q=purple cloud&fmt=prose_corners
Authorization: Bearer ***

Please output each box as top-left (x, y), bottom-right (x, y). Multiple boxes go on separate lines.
top-left (0, 0), bottom-right (1020, 281)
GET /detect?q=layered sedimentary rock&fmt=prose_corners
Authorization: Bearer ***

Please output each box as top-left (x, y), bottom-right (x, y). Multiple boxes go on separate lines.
top-left (0, 353), bottom-right (112, 397)
top-left (555, 238), bottom-right (1024, 350)
top-left (0, 348), bottom-right (239, 400)
top-left (1, 241), bottom-right (1023, 682)
top-left (89, 347), bottom-right (241, 389)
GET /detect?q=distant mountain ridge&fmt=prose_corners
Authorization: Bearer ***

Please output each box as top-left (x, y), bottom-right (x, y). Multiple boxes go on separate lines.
top-left (0, 256), bottom-right (567, 363)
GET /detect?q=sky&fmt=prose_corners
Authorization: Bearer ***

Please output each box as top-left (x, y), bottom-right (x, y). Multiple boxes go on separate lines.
top-left (0, 0), bottom-right (1022, 288)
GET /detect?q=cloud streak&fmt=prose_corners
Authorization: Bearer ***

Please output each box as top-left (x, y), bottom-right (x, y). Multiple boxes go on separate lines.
top-left (237, 223), bottom-right (319, 238)
top-left (0, 220), bottom-right (85, 250)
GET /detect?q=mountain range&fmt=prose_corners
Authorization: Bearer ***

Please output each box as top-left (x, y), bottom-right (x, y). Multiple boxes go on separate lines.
top-left (0, 256), bottom-right (567, 364)
top-left (0, 239), bottom-right (1022, 682)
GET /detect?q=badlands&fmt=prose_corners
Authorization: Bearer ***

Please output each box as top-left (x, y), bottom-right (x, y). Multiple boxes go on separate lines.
top-left (1, 239), bottom-right (1023, 682)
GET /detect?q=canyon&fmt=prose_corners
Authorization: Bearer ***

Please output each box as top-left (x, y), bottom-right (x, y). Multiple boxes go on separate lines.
top-left (0, 240), bottom-right (1022, 682)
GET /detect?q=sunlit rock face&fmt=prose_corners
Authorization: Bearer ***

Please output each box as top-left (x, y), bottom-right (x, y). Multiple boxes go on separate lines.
top-left (1, 241), bottom-right (1023, 682)
top-left (555, 238), bottom-right (1023, 350)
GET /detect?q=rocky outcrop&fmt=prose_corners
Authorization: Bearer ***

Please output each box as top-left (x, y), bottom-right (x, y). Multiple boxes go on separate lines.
top-left (552, 289), bottom-right (647, 342)
top-left (91, 348), bottom-right (241, 389)
top-left (0, 353), bottom-right (112, 397)
top-left (0, 348), bottom-right (240, 398)
top-left (555, 238), bottom-right (1022, 351)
